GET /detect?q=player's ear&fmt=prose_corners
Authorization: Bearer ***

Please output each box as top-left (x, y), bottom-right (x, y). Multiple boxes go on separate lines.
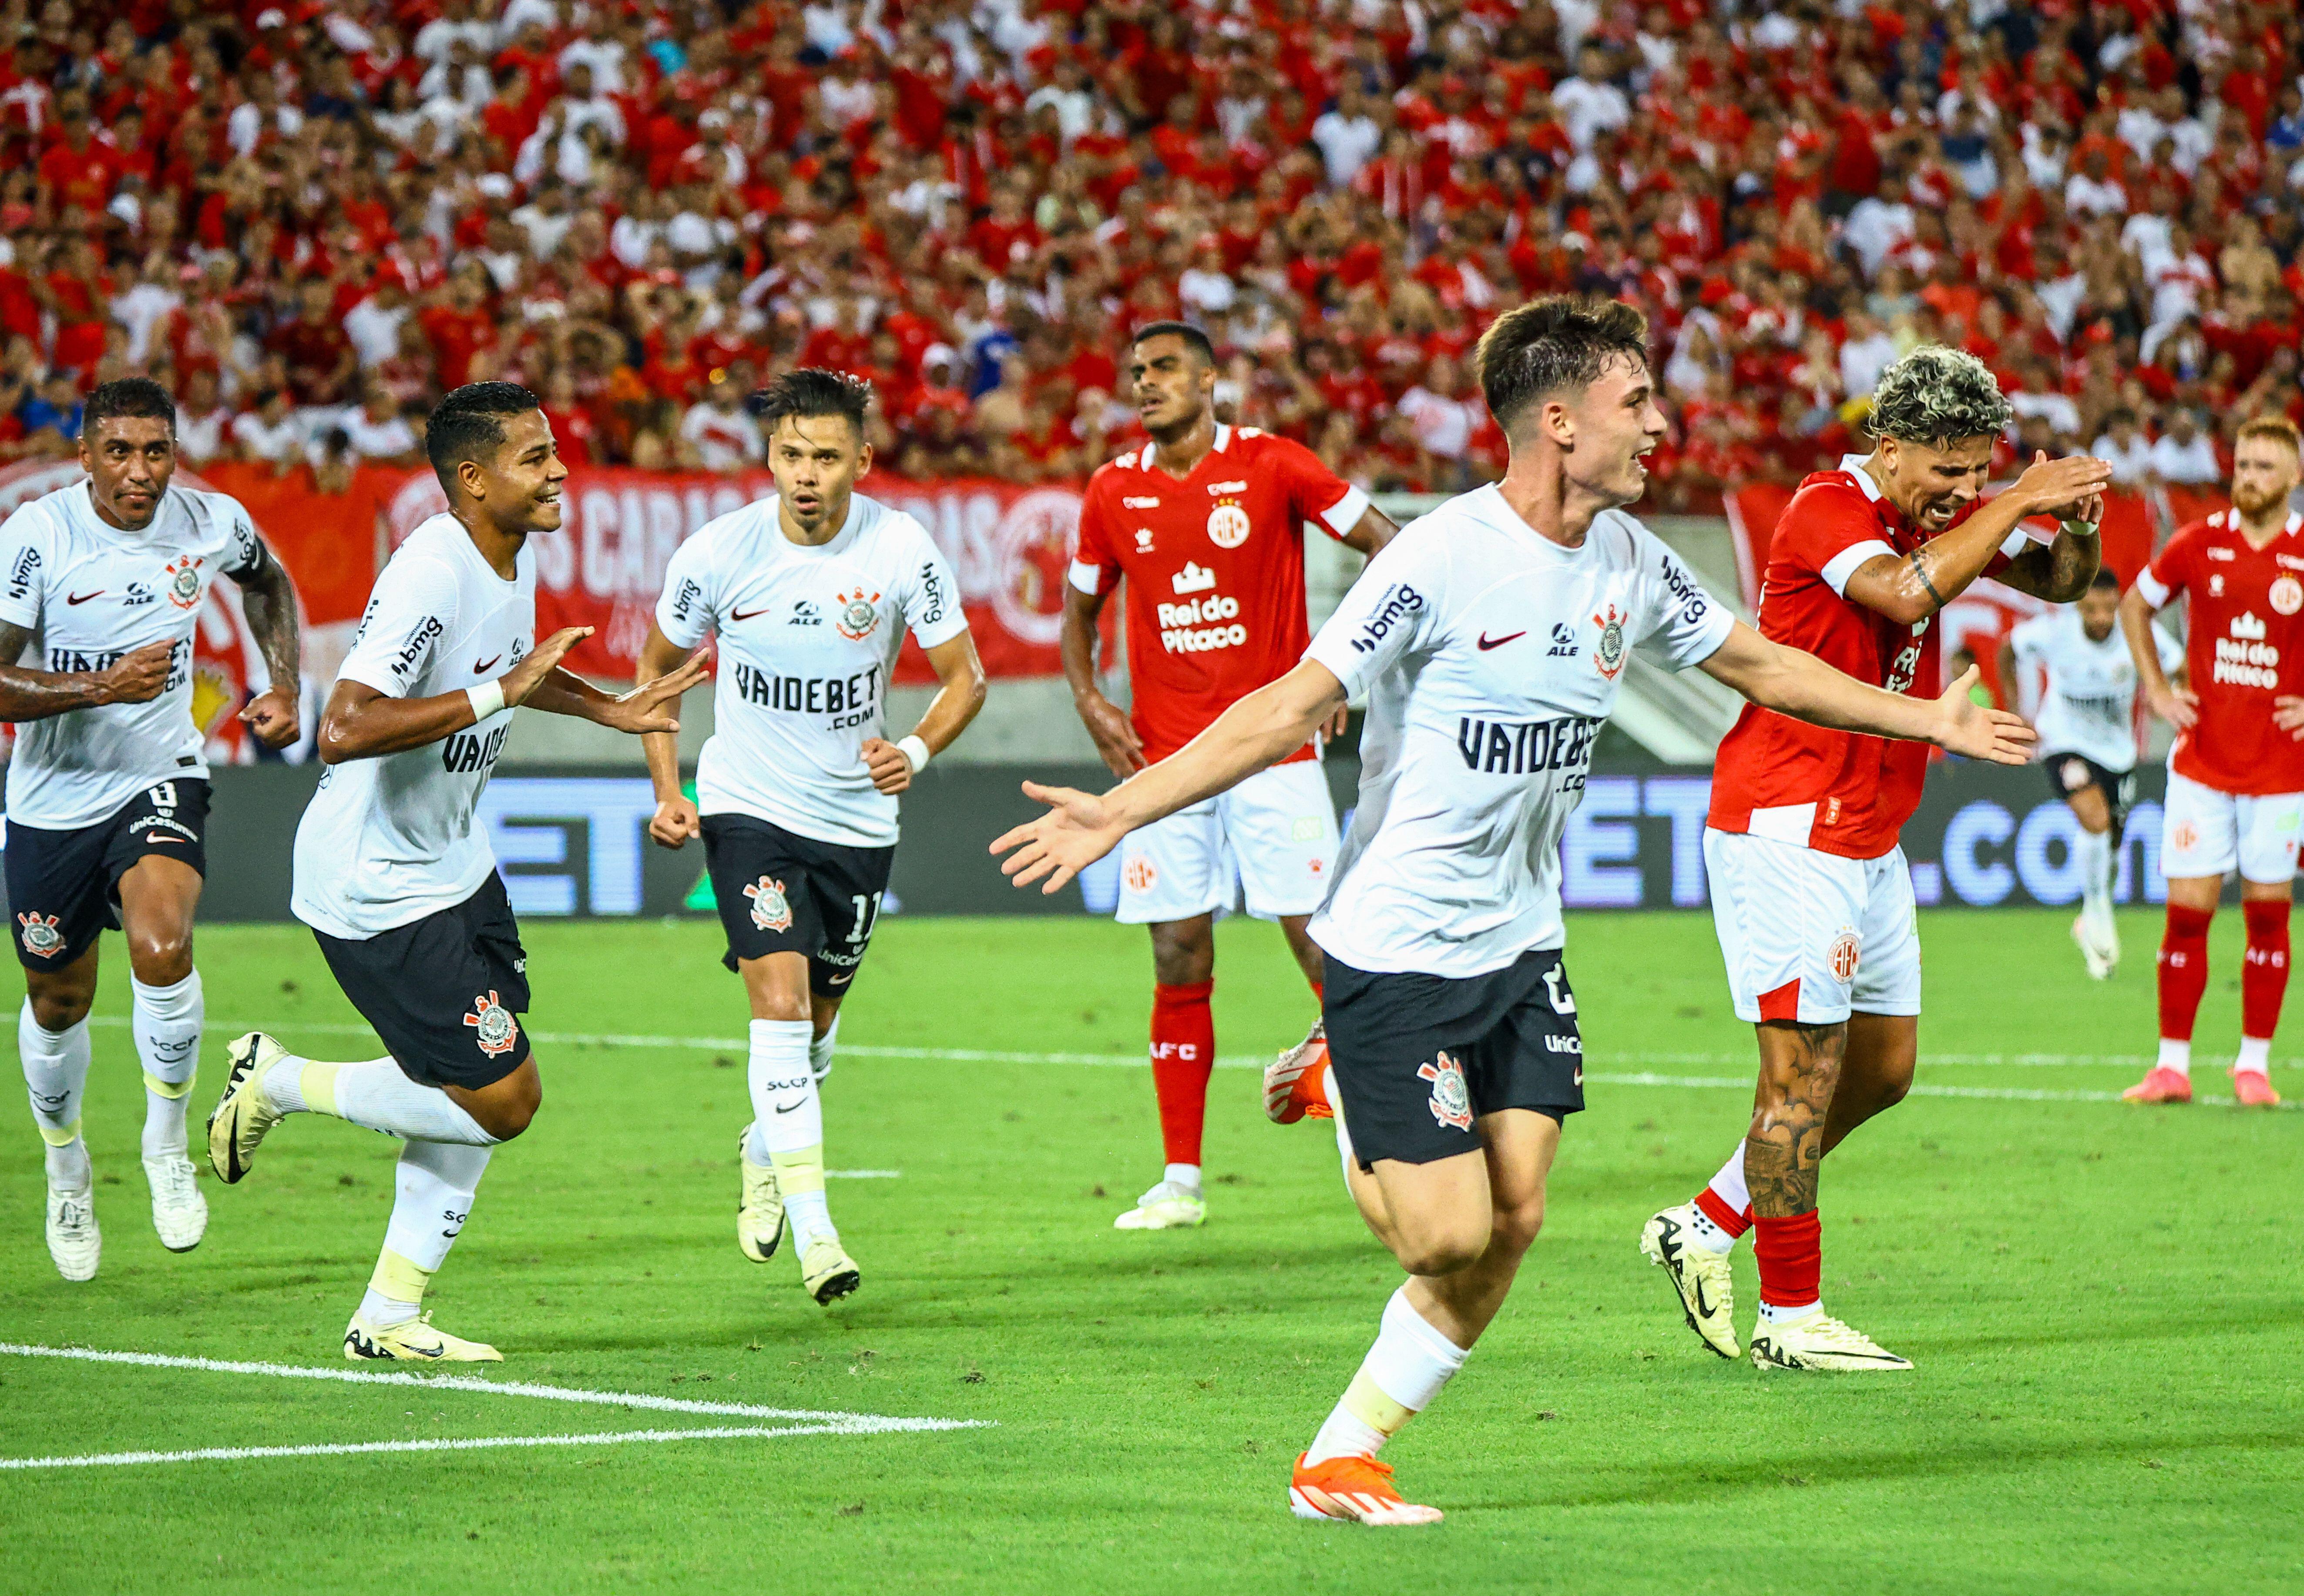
top-left (853, 439), bottom-right (873, 481)
top-left (1542, 397), bottom-right (1575, 451)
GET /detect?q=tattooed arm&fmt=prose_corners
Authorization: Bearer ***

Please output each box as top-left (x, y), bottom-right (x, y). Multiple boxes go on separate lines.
top-left (0, 620), bottom-right (173, 723)
top-left (232, 536), bottom-right (304, 749)
top-left (1841, 452), bottom-right (2112, 625)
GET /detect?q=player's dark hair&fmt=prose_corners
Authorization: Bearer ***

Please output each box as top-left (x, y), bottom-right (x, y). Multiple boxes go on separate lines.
top-left (1476, 296), bottom-right (1650, 436)
top-left (2090, 565), bottom-right (2120, 592)
top-left (1132, 320), bottom-right (1216, 367)
top-left (81, 377), bottom-right (175, 436)
top-left (750, 368), bottom-right (874, 437)
top-left (427, 381), bottom-right (542, 490)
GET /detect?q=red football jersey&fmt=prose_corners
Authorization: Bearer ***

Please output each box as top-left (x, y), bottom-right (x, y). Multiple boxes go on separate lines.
top-left (1708, 457), bottom-right (2022, 859)
top-left (1070, 425), bottom-right (1368, 764)
top-left (2135, 507), bottom-right (2304, 796)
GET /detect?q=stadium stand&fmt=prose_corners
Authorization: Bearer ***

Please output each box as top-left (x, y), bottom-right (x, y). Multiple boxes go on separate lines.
top-left (1, 0), bottom-right (2299, 509)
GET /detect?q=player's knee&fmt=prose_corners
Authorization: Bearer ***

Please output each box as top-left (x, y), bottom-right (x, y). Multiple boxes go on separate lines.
top-left (28, 987), bottom-right (91, 1033)
top-left (752, 989), bottom-right (810, 1024)
top-left (126, 927), bottom-right (194, 985)
top-left (1488, 1192), bottom-right (1546, 1256)
top-left (1392, 1217), bottom-right (1490, 1278)
top-left (470, 1068), bottom-right (541, 1140)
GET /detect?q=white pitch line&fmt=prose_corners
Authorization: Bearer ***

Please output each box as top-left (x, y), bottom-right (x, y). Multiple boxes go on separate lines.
top-left (827, 1169), bottom-right (901, 1179)
top-left (0, 1344), bottom-right (985, 1429)
top-left (0, 1424), bottom-right (899, 1472)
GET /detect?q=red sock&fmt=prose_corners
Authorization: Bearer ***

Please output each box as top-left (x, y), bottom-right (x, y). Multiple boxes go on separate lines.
top-left (1693, 1187), bottom-right (1753, 1239)
top-left (2242, 899), bottom-right (2290, 1043)
top-left (2156, 904), bottom-right (2215, 1043)
top-left (1753, 1210), bottom-right (1823, 1309)
top-left (1149, 980), bottom-right (1215, 1167)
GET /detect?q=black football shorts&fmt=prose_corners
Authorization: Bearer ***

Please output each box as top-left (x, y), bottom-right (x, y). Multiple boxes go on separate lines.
top-left (5, 778), bottom-right (211, 969)
top-left (2044, 751), bottom-right (2138, 836)
top-left (313, 873), bottom-right (532, 1090)
top-left (701, 813), bottom-right (894, 996)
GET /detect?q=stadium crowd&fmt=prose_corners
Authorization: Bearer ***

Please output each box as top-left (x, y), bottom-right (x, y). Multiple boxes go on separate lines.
top-left (0, 0), bottom-right (2301, 504)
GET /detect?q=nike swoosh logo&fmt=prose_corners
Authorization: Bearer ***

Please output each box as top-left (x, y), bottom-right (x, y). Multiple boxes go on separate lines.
top-left (66, 590), bottom-right (104, 605)
top-left (773, 1099), bottom-right (807, 1113)
top-left (1692, 1276), bottom-right (1715, 1317)
top-left (146, 833), bottom-right (187, 845)
top-left (1476, 631), bottom-right (1525, 650)
top-left (828, 974), bottom-right (853, 986)
top-left (731, 606), bottom-right (769, 622)
top-left (473, 654), bottom-right (502, 672)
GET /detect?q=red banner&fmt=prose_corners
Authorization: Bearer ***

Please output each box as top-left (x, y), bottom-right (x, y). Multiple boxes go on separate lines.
top-left (385, 467), bottom-right (1084, 683)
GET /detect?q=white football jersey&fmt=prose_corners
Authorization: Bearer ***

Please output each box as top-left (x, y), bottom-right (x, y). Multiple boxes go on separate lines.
top-left (2007, 607), bottom-right (2182, 774)
top-left (655, 491), bottom-right (967, 848)
top-left (1305, 486), bottom-right (1734, 977)
top-left (292, 513), bottom-right (534, 940)
top-left (0, 479), bottom-right (265, 829)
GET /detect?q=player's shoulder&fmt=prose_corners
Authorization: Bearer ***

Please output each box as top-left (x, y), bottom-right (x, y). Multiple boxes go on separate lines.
top-left (1083, 445), bottom-right (1152, 495)
top-left (161, 482), bottom-right (250, 526)
top-left (5, 481), bottom-right (81, 541)
top-left (1783, 468), bottom-right (1876, 524)
top-left (2008, 609), bottom-right (2055, 644)
top-left (1232, 425), bottom-right (1317, 469)
top-left (850, 491), bottom-right (935, 550)
top-left (378, 515), bottom-right (473, 597)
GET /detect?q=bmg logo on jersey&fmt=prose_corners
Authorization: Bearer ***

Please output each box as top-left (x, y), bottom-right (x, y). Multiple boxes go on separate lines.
top-left (7, 545), bottom-right (38, 602)
top-left (391, 616), bottom-right (445, 680)
top-left (1349, 584), bottom-right (1423, 654)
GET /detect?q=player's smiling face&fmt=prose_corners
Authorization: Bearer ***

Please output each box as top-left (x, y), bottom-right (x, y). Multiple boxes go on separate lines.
top-left (769, 414), bottom-right (871, 542)
top-left (2230, 436), bottom-right (2301, 519)
top-left (1127, 333), bottom-right (1212, 437)
top-left (1875, 435), bottom-right (1995, 532)
top-left (470, 408), bottom-right (568, 534)
top-left (1559, 355), bottom-right (1668, 507)
top-left (80, 415), bottom-right (177, 532)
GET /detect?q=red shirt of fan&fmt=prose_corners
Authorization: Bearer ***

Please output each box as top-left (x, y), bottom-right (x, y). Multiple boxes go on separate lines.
top-left (2135, 508), bottom-right (2304, 796)
top-left (1070, 424), bottom-right (1368, 764)
top-left (1708, 457), bottom-right (2022, 859)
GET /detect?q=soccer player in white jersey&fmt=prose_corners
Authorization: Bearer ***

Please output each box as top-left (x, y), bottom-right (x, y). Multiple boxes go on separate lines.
top-left (0, 377), bottom-right (301, 1279)
top-left (1998, 567), bottom-right (2183, 978)
top-left (204, 383), bottom-right (702, 1360)
top-left (993, 297), bottom-right (2034, 1525)
top-left (634, 369), bottom-right (985, 1306)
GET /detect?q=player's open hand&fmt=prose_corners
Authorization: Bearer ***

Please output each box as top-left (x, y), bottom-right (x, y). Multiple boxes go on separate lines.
top-left (500, 627), bottom-right (594, 707)
top-left (1077, 690), bottom-right (1146, 778)
top-left (238, 684), bottom-right (299, 749)
top-left (2015, 450), bottom-right (2114, 521)
top-left (95, 639), bottom-right (175, 705)
top-left (648, 793), bottom-right (700, 848)
top-left (990, 780), bottom-right (1127, 894)
top-left (602, 648), bottom-right (708, 734)
top-left (2274, 695), bottom-right (2304, 740)
top-left (1932, 666), bottom-right (2035, 764)
top-left (862, 736), bottom-right (914, 795)
top-left (2150, 680), bottom-right (2200, 731)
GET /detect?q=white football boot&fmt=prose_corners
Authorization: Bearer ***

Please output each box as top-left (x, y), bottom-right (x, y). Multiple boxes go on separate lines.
top-left (46, 1183), bottom-right (100, 1281)
top-left (142, 1152), bottom-right (208, 1252)
top-left (1750, 1308), bottom-right (1911, 1371)
top-left (1639, 1203), bottom-right (1739, 1358)
top-left (1113, 1179), bottom-right (1207, 1230)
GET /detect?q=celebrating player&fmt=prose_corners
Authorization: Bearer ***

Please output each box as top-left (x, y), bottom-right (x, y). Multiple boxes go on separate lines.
top-left (1063, 321), bottom-right (1397, 1231)
top-left (0, 377), bottom-right (300, 1279)
top-left (1642, 347), bottom-right (2107, 1372)
top-left (2117, 415), bottom-right (2304, 1108)
top-left (1996, 567), bottom-right (2182, 979)
top-left (994, 298), bottom-right (2034, 1524)
top-left (204, 382), bottom-right (702, 1360)
top-left (635, 370), bottom-right (984, 1306)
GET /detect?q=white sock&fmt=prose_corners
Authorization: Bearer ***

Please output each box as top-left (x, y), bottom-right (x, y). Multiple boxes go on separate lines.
top-left (1304, 1288), bottom-right (1470, 1466)
top-left (2235, 1036), bottom-right (2272, 1078)
top-left (1760, 1297), bottom-right (1822, 1323)
top-left (809, 1014), bottom-right (840, 1082)
top-left (2158, 1038), bottom-right (2193, 1077)
top-left (1165, 1162), bottom-right (1202, 1194)
top-left (269, 1054), bottom-right (498, 1145)
top-left (132, 971), bottom-right (203, 1160)
top-left (2076, 827), bottom-right (2113, 922)
top-left (1696, 1144), bottom-right (1750, 1251)
top-left (1686, 1206), bottom-right (1737, 1253)
top-left (358, 1138), bottom-right (493, 1328)
top-left (20, 1000), bottom-right (93, 1190)
top-left (747, 1019), bottom-right (833, 1246)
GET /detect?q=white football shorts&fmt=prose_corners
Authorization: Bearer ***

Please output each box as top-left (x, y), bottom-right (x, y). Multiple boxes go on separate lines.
top-left (1115, 760), bottom-right (1340, 925)
top-left (2160, 769), bottom-right (2304, 884)
top-left (1703, 828), bottom-right (1921, 1026)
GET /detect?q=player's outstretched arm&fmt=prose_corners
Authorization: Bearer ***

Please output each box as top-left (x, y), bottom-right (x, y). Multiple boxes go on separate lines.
top-left (521, 648), bottom-right (708, 733)
top-left (991, 658), bottom-right (1346, 893)
top-left (316, 626), bottom-right (598, 763)
top-left (862, 630), bottom-right (986, 796)
top-left (1841, 452), bottom-right (2112, 623)
top-left (1699, 620), bottom-right (2035, 764)
top-left (0, 622), bottom-right (174, 722)
top-left (232, 536), bottom-right (304, 749)
top-left (2117, 578), bottom-right (2196, 731)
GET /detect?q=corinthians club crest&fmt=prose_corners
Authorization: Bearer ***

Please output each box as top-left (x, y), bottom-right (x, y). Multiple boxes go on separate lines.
top-left (745, 875), bottom-right (794, 932)
top-left (834, 587), bottom-right (882, 641)
top-left (164, 554), bottom-right (204, 610)
top-left (1418, 1050), bottom-right (1473, 1131)
top-left (1591, 604), bottom-right (1628, 681)
top-left (463, 990), bottom-right (519, 1056)
top-left (16, 911), bottom-right (64, 957)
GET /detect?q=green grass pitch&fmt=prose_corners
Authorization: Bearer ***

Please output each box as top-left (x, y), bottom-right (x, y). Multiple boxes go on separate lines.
top-left (1, 909), bottom-right (2298, 1594)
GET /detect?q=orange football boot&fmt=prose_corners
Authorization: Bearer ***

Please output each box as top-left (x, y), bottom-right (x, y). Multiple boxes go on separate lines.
top-left (1289, 1453), bottom-right (1443, 1526)
top-left (1265, 1021), bottom-right (1333, 1124)
top-left (2122, 1065), bottom-right (2193, 1104)
top-left (2231, 1068), bottom-right (2281, 1108)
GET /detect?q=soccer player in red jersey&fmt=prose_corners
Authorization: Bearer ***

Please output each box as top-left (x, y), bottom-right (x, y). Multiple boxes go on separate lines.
top-left (1641, 347), bottom-right (2111, 1371)
top-left (1063, 322), bottom-right (1398, 1231)
top-left (2117, 415), bottom-right (2304, 1110)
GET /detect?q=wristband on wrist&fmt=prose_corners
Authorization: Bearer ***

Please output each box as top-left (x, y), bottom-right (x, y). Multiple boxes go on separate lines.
top-left (467, 678), bottom-right (507, 722)
top-left (897, 734), bottom-right (932, 773)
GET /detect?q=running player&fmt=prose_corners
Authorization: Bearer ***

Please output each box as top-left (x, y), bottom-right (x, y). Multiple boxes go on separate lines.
top-left (204, 382), bottom-right (702, 1360)
top-left (1641, 347), bottom-right (2109, 1372)
top-left (635, 369), bottom-right (984, 1306)
top-left (2117, 415), bottom-right (2304, 1108)
top-left (1, 376), bottom-right (301, 1280)
top-left (1996, 567), bottom-right (2182, 979)
top-left (1063, 321), bottom-right (1397, 1231)
top-left (994, 298), bottom-right (2034, 1524)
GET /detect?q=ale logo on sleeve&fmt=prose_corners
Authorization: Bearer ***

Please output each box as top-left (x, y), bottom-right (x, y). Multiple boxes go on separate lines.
top-left (1592, 604), bottom-right (1628, 681)
top-left (834, 588), bottom-right (882, 641)
top-left (1206, 497), bottom-right (1251, 549)
top-left (1418, 1051), bottom-right (1473, 1131)
top-left (15, 912), bottom-right (64, 957)
top-left (464, 991), bottom-right (519, 1056)
top-left (164, 555), bottom-right (204, 610)
top-left (745, 876), bottom-right (794, 932)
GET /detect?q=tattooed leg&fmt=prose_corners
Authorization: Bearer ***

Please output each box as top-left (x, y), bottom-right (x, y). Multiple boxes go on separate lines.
top-left (1744, 1019), bottom-right (1846, 1219)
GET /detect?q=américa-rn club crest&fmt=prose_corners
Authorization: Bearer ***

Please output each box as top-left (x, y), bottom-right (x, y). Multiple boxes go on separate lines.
top-left (463, 990), bottom-right (519, 1056)
top-left (834, 587), bottom-right (881, 641)
top-left (1592, 604), bottom-right (1628, 681)
top-left (746, 875), bottom-right (794, 932)
top-left (1418, 1050), bottom-right (1473, 1131)
top-left (1206, 497), bottom-right (1250, 548)
top-left (16, 911), bottom-right (64, 957)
